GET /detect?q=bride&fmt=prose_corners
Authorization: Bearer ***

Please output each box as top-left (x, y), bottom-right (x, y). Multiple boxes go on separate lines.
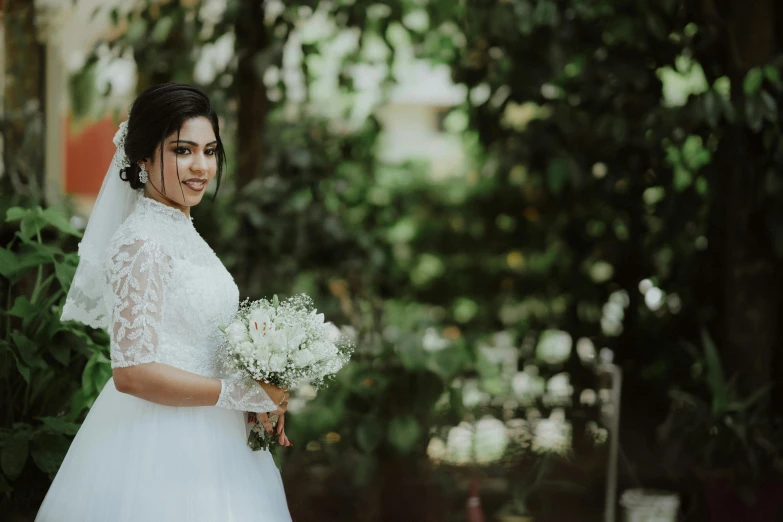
top-left (36, 83), bottom-right (293, 521)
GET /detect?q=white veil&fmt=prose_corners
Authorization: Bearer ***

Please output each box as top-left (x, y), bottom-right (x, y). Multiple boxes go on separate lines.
top-left (61, 121), bottom-right (141, 329)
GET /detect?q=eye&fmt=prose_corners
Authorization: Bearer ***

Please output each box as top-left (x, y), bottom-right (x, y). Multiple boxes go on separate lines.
top-left (174, 147), bottom-right (190, 155)
top-left (205, 148), bottom-right (217, 156)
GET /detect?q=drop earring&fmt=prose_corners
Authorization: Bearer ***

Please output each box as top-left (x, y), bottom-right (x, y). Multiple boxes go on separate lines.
top-left (138, 164), bottom-right (149, 184)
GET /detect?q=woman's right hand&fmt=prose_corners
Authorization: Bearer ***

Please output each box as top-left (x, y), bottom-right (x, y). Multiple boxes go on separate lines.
top-left (255, 380), bottom-right (289, 407)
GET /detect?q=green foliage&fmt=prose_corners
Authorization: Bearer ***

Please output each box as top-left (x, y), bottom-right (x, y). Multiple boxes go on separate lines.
top-left (658, 330), bottom-right (783, 494)
top-left (0, 202), bottom-right (110, 506)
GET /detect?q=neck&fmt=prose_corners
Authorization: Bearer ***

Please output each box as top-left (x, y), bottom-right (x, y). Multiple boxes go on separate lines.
top-left (143, 186), bottom-right (190, 218)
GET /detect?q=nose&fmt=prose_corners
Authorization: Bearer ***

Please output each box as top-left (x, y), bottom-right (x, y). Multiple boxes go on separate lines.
top-left (191, 151), bottom-right (208, 173)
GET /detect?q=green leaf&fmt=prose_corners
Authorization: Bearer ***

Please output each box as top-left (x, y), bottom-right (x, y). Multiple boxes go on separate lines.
top-left (5, 207), bottom-right (28, 223)
top-left (682, 135), bottom-right (711, 170)
top-left (673, 166), bottom-right (692, 192)
top-left (394, 339), bottom-right (427, 371)
top-left (30, 433), bottom-right (70, 475)
top-left (427, 345), bottom-right (465, 379)
top-left (50, 345), bottom-right (71, 366)
top-left (126, 18), bottom-right (148, 43)
top-left (151, 16), bottom-right (175, 44)
top-left (356, 417), bottom-right (383, 453)
top-left (12, 243), bottom-right (55, 276)
top-left (764, 65), bottom-right (780, 87)
top-left (547, 158), bottom-right (571, 194)
top-left (701, 329), bottom-right (728, 415)
top-left (8, 295), bottom-right (37, 320)
top-left (16, 360), bottom-right (31, 384)
top-left (55, 260), bottom-right (77, 291)
top-left (18, 207), bottom-right (47, 240)
top-left (744, 68), bottom-right (764, 95)
top-left (0, 247), bottom-right (19, 278)
top-left (81, 354), bottom-right (98, 396)
top-left (388, 415), bottom-right (421, 455)
top-left (760, 90), bottom-right (778, 122)
top-left (1, 432), bottom-right (29, 480)
top-left (12, 333), bottom-right (40, 368)
top-left (746, 96), bottom-right (765, 132)
top-left (37, 417), bottom-right (81, 436)
top-left (41, 208), bottom-right (82, 237)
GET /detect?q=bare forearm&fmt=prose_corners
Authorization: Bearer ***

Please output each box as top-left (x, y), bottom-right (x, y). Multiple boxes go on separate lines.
top-left (113, 362), bottom-right (222, 407)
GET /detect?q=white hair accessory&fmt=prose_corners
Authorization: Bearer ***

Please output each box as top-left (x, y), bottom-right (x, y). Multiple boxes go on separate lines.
top-left (112, 120), bottom-right (132, 170)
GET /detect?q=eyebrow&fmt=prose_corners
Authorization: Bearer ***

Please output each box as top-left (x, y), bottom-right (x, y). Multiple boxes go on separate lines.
top-left (168, 139), bottom-right (218, 146)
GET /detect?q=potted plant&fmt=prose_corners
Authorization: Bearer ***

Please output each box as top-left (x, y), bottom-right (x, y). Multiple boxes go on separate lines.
top-left (657, 330), bottom-right (783, 522)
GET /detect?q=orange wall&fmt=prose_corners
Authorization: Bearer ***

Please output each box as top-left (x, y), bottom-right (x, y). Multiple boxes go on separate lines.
top-left (65, 116), bottom-right (119, 196)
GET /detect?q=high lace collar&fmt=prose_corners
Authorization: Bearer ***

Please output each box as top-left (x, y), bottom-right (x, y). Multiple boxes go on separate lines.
top-left (136, 193), bottom-right (194, 224)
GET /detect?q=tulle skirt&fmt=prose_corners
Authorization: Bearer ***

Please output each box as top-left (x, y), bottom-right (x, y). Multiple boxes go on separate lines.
top-left (35, 378), bottom-right (291, 522)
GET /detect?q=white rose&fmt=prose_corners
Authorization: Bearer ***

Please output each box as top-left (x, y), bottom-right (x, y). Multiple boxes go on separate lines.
top-left (292, 348), bottom-right (315, 369)
top-left (283, 324), bottom-right (307, 351)
top-left (266, 329), bottom-right (288, 353)
top-left (269, 353), bottom-right (287, 372)
top-left (225, 321), bottom-right (249, 345)
top-left (243, 340), bottom-right (268, 360)
top-left (324, 322), bottom-right (341, 343)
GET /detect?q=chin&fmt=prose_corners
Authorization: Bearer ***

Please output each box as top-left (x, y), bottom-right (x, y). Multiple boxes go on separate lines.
top-left (184, 194), bottom-right (206, 207)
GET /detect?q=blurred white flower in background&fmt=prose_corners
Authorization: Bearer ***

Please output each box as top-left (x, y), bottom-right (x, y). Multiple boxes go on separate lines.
top-left (423, 327), bottom-right (450, 352)
top-left (576, 337), bottom-right (596, 364)
top-left (644, 287), bottom-right (665, 312)
top-left (580, 388), bottom-right (597, 406)
top-left (505, 418), bottom-right (532, 448)
top-left (474, 416), bottom-right (509, 464)
top-left (430, 417), bottom-right (510, 466)
top-left (535, 329), bottom-right (572, 365)
top-left (462, 378), bottom-right (490, 408)
top-left (426, 436), bottom-right (448, 463)
top-left (445, 422), bottom-right (474, 465)
top-left (589, 261), bottom-right (614, 283)
top-left (194, 32), bottom-right (235, 85)
top-left (479, 332), bottom-right (520, 380)
top-left (586, 421), bottom-right (609, 446)
top-left (544, 372), bottom-right (573, 407)
top-left (601, 290), bottom-right (629, 337)
top-left (511, 366), bottom-right (546, 406)
top-left (532, 408), bottom-right (572, 455)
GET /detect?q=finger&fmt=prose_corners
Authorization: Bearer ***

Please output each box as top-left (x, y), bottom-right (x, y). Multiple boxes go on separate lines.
top-left (247, 412), bottom-right (256, 424)
top-left (259, 413), bottom-right (274, 435)
top-left (284, 434), bottom-right (292, 447)
top-left (277, 414), bottom-right (285, 435)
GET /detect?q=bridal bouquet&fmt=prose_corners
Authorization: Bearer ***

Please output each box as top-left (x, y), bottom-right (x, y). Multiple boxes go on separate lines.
top-left (220, 294), bottom-right (354, 451)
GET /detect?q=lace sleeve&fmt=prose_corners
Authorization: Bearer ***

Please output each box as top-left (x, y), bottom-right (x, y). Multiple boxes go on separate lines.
top-left (107, 237), bottom-right (173, 368)
top-left (216, 376), bottom-right (277, 413)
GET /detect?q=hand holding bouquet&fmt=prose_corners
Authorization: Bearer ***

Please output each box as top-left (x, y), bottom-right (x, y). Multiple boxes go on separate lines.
top-left (221, 294), bottom-right (354, 450)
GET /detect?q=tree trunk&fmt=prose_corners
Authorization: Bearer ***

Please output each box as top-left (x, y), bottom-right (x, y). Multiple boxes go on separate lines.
top-left (2, 0), bottom-right (46, 201)
top-left (710, 0), bottom-right (781, 397)
top-left (233, 0), bottom-right (269, 192)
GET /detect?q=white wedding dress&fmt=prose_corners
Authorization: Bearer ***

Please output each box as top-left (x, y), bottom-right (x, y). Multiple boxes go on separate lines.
top-left (36, 194), bottom-right (292, 522)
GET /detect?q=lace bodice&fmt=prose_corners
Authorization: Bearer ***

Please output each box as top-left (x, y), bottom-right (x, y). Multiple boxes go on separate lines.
top-left (102, 194), bottom-right (275, 413)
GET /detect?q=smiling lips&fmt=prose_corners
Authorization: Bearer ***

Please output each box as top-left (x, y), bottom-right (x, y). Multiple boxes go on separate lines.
top-left (183, 178), bottom-right (207, 192)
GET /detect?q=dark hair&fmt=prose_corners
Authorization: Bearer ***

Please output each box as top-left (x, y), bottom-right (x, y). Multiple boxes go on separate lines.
top-left (118, 83), bottom-right (226, 198)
